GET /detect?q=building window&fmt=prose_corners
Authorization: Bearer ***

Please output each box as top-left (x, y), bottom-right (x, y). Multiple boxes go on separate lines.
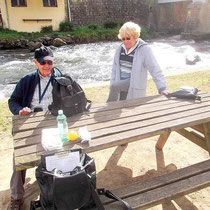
top-left (43, 0), bottom-right (57, 7)
top-left (11, 0), bottom-right (27, 7)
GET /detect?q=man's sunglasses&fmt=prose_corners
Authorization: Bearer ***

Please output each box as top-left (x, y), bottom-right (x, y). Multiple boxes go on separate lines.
top-left (122, 37), bottom-right (131, 41)
top-left (39, 60), bottom-right (53, 65)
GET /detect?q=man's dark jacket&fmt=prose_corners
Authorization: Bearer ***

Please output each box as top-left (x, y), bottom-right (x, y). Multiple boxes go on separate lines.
top-left (8, 69), bottom-right (60, 115)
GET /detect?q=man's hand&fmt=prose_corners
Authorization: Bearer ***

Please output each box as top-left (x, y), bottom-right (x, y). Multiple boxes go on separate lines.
top-left (161, 89), bottom-right (170, 96)
top-left (19, 107), bottom-right (31, 115)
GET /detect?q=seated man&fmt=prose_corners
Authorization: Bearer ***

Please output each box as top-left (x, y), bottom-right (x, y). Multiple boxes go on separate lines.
top-left (8, 45), bottom-right (60, 210)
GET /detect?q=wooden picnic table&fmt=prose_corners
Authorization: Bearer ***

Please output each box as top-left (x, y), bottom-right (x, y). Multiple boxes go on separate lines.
top-left (12, 92), bottom-right (210, 171)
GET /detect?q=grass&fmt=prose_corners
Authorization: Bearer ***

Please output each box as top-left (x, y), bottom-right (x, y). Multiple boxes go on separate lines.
top-left (0, 99), bottom-right (12, 133)
top-left (84, 69), bottom-right (210, 104)
top-left (0, 26), bottom-right (119, 40)
top-left (0, 28), bottom-right (42, 39)
top-left (0, 25), bottom-right (153, 41)
top-left (146, 70), bottom-right (210, 96)
top-left (1, 69), bottom-right (210, 135)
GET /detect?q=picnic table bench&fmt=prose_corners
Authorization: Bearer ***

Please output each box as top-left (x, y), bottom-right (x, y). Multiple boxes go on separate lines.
top-left (102, 158), bottom-right (210, 209)
top-left (12, 92), bottom-right (210, 209)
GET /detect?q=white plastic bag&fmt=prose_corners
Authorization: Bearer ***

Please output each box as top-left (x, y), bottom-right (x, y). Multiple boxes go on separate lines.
top-left (78, 126), bottom-right (91, 143)
top-left (41, 128), bottom-right (63, 151)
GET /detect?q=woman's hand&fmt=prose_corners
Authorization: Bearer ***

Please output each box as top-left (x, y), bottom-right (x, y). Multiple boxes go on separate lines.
top-left (161, 89), bottom-right (170, 96)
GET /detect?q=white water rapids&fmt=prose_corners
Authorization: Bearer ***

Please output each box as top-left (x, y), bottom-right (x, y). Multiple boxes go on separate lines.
top-left (1, 38), bottom-right (210, 99)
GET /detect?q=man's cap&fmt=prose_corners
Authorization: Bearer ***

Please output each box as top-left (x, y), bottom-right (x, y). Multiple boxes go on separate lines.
top-left (34, 46), bottom-right (54, 63)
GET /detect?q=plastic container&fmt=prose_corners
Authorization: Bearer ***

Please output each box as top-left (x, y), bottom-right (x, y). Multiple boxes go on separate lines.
top-left (57, 110), bottom-right (68, 141)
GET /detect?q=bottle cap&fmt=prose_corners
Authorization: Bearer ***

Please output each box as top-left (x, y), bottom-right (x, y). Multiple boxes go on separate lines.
top-left (58, 110), bottom-right (63, 115)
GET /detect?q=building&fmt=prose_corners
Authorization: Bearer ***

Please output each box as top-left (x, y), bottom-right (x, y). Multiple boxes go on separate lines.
top-left (182, 0), bottom-right (210, 38)
top-left (0, 8), bottom-right (2, 27)
top-left (0, 0), bottom-right (70, 32)
top-left (0, 0), bottom-right (209, 34)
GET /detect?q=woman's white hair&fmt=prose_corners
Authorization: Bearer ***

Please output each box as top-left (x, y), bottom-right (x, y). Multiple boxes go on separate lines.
top-left (118, 22), bottom-right (141, 40)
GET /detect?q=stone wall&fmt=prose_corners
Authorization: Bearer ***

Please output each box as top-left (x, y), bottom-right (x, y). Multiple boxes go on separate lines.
top-left (69, 0), bottom-right (192, 32)
top-left (70, 0), bottom-right (150, 26)
top-left (155, 1), bottom-right (191, 32)
top-left (184, 2), bottom-right (210, 35)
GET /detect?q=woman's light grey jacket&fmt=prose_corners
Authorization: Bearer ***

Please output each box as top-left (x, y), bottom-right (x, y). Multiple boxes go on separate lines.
top-left (110, 38), bottom-right (167, 100)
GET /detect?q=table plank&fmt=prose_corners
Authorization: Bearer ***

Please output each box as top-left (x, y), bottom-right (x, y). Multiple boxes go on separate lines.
top-left (15, 111), bottom-right (210, 170)
top-left (13, 94), bottom-right (210, 139)
top-left (14, 100), bottom-right (210, 149)
top-left (12, 92), bottom-right (209, 128)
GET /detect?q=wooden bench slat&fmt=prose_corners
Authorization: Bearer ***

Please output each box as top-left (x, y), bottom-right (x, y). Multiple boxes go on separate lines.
top-left (102, 159), bottom-right (210, 203)
top-left (103, 159), bottom-right (210, 209)
top-left (105, 170), bottom-right (210, 209)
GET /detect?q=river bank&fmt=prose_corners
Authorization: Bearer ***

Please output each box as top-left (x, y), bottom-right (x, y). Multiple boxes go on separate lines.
top-left (0, 24), bottom-right (178, 51)
top-left (0, 33), bottom-right (119, 51)
top-left (0, 23), bottom-right (121, 51)
top-left (0, 32), bottom-right (182, 51)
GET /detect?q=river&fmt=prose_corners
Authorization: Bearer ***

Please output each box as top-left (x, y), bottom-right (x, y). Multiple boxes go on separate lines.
top-left (1, 37), bottom-right (210, 99)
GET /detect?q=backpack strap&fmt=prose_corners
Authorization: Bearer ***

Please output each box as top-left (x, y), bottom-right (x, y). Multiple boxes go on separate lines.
top-left (97, 188), bottom-right (133, 210)
top-left (30, 200), bottom-right (41, 210)
top-left (86, 99), bottom-right (92, 111)
top-left (52, 67), bottom-right (63, 77)
top-left (89, 183), bottom-right (105, 210)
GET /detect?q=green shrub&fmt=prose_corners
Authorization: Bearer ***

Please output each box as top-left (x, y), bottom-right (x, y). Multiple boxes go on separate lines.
top-left (59, 21), bottom-right (74, 32)
top-left (88, 24), bottom-right (99, 30)
top-left (0, 28), bottom-right (16, 33)
top-left (103, 20), bottom-right (118, 29)
top-left (140, 26), bottom-right (152, 39)
top-left (40, 25), bottom-right (53, 33)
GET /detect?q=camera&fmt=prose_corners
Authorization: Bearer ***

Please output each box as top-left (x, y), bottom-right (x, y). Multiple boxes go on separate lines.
top-left (34, 107), bottom-right (43, 112)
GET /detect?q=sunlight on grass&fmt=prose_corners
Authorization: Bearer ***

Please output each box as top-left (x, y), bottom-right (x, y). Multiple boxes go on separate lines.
top-left (0, 99), bottom-right (12, 133)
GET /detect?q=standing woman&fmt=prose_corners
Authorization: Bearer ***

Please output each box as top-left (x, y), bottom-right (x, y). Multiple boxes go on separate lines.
top-left (107, 21), bottom-right (169, 102)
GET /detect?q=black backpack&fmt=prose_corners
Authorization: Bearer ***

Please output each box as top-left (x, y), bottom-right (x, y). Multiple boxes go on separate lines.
top-left (48, 68), bottom-right (91, 117)
top-left (30, 149), bottom-right (132, 210)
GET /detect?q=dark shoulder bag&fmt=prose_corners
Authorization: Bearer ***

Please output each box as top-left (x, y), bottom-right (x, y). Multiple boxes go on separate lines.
top-left (167, 86), bottom-right (201, 101)
top-left (48, 68), bottom-right (92, 117)
top-left (30, 149), bottom-right (132, 210)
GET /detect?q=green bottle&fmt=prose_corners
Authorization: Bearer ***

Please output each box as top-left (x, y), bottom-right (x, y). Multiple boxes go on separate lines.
top-left (57, 110), bottom-right (68, 141)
